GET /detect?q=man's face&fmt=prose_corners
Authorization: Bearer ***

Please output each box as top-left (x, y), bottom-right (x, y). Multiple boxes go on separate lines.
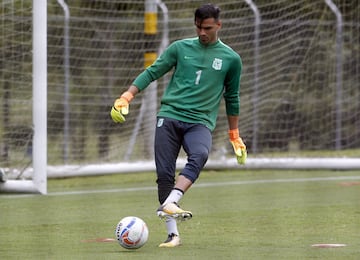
top-left (195, 18), bottom-right (221, 45)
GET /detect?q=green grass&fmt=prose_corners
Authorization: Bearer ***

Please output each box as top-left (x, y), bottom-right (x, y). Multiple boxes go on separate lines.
top-left (1, 169), bottom-right (360, 259)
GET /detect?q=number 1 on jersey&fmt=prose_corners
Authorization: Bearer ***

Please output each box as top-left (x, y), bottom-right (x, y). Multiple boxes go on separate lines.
top-left (195, 70), bottom-right (202, 85)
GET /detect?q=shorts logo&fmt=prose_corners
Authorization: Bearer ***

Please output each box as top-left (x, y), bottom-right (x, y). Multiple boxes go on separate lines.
top-left (212, 58), bottom-right (222, 70)
top-left (157, 118), bottom-right (164, 127)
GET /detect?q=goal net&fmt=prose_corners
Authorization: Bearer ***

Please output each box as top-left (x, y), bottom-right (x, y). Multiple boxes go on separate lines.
top-left (1, 0), bottom-right (359, 192)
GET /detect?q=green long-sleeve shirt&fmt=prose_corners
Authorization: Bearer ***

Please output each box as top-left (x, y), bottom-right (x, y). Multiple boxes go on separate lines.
top-left (133, 37), bottom-right (242, 131)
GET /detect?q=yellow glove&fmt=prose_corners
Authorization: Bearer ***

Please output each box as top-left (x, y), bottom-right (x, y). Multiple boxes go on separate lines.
top-left (228, 129), bottom-right (247, 165)
top-left (110, 91), bottom-right (134, 123)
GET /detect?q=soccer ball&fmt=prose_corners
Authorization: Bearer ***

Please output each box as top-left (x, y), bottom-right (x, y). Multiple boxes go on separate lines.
top-left (115, 216), bottom-right (149, 249)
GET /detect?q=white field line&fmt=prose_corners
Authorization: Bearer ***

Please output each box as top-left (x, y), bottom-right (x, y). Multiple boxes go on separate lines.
top-left (2, 175), bottom-right (360, 198)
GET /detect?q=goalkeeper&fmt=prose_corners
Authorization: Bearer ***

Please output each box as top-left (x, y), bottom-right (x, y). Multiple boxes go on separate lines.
top-left (111, 3), bottom-right (246, 248)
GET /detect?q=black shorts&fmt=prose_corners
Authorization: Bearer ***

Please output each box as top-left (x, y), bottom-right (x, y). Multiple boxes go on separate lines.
top-left (154, 117), bottom-right (212, 185)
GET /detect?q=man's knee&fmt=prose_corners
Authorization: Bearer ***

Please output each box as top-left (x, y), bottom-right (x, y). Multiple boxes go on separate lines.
top-left (191, 147), bottom-right (209, 167)
top-left (180, 149), bottom-right (209, 183)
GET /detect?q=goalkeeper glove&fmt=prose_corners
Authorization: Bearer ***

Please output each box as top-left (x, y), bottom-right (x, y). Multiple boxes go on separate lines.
top-left (228, 129), bottom-right (247, 165)
top-left (110, 91), bottom-right (134, 123)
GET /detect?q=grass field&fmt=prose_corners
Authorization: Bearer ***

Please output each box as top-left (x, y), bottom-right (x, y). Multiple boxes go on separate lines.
top-left (1, 169), bottom-right (360, 259)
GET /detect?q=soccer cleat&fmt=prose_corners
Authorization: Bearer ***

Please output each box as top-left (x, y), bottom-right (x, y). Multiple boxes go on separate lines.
top-left (158, 233), bottom-right (181, 248)
top-left (157, 202), bottom-right (193, 221)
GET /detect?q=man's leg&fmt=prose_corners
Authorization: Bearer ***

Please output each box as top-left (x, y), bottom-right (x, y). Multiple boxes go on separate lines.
top-left (154, 118), bottom-right (183, 247)
top-left (155, 118), bottom-right (192, 221)
top-left (158, 123), bottom-right (212, 220)
top-left (155, 120), bottom-right (211, 247)
top-left (154, 117), bottom-right (182, 205)
top-left (180, 123), bottom-right (212, 184)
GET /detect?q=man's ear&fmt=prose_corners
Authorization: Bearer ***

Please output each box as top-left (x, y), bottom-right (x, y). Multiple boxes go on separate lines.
top-left (217, 20), bottom-right (222, 29)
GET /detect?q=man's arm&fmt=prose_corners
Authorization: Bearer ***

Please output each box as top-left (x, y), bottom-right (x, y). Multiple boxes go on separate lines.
top-left (227, 115), bottom-right (239, 130)
top-left (126, 85), bottom-right (140, 97)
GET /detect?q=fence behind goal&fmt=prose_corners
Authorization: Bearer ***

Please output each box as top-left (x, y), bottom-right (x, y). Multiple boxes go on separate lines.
top-left (0, 0), bottom-right (359, 192)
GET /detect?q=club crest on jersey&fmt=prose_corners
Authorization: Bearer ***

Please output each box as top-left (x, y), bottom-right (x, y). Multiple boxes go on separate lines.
top-left (157, 118), bottom-right (164, 127)
top-left (212, 58), bottom-right (222, 70)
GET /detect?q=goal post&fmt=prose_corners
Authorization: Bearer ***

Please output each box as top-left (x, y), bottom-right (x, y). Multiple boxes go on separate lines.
top-left (0, 0), bottom-right (47, 194)
top-left (31, 0), bottom-right (47, 194)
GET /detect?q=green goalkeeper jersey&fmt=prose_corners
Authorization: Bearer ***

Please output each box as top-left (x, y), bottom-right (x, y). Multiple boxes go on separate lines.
top-left (132, 37), bottom-right (242, 131)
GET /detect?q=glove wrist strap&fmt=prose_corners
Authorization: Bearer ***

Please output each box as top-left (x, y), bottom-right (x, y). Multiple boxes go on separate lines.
top-left (121, 91), bottom-right (134, 102)
top-left (228, 129), bottom-right (239, 141)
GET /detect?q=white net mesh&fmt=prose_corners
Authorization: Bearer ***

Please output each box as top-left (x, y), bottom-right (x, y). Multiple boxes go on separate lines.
top-left (0, 1), bottom-right (33, 176)
top-left (0, 1), bottom-right (359, 177)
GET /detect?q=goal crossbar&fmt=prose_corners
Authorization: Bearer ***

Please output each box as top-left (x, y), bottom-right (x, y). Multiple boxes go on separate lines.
top-left (5, 158), bottom-right (359, 181)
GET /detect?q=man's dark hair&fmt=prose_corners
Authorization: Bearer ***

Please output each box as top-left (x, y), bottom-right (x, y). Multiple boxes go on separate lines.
top-left (194, 3), bottom-right (221, 23)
